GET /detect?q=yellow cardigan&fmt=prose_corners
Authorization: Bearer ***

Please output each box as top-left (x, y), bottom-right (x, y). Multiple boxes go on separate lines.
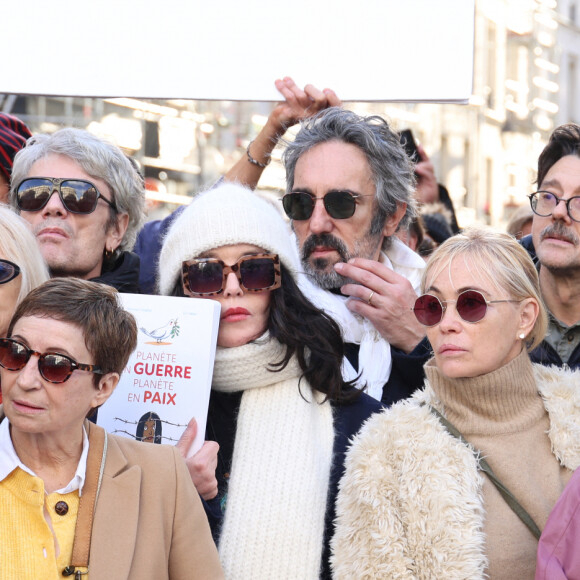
top-left (0, 468), bottom-right (79, 578)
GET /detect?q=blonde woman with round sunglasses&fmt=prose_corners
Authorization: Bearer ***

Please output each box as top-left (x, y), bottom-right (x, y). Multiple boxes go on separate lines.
top-left (332, 226), bottom-right (580, 580)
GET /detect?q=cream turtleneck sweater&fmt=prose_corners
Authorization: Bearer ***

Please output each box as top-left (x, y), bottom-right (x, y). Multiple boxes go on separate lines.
top-left (425, 349), bottom-right (573, 579)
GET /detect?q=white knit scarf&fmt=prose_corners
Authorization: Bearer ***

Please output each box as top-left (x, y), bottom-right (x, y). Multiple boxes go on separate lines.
top-left (298, 237), bottom-right (424, 401)
top-left (212, 334), bottom-right (334, 579)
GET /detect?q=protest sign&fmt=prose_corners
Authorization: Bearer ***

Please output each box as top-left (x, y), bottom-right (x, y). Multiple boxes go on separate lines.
top-left (97, 293), bottom-right (220, 456)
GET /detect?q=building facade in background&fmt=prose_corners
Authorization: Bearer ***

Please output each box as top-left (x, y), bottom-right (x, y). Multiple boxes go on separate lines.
top-left (1, 0), bottom-right (578, 229)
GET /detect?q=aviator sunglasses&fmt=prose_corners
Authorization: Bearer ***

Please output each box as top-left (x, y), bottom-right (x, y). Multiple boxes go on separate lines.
top-left (282, 190), bottom-right (373, 220)
top-left (0, 259), bottom-right (20, 284)
top-left (0, 338), bottom-right (104, 384)
top-left (16, 177), bottom-right (117, 214)
top-left (413, 290), bottom-right (519, 327)
top-left (182, 253), bottom-right (281, 297)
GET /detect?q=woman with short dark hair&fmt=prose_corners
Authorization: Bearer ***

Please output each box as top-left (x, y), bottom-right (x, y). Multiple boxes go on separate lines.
top-left (0, 278), bottom-right (223, 579)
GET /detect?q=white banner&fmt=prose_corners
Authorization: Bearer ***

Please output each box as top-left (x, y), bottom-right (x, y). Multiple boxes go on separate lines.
top-left (3, 0), bottom-right (474, 102)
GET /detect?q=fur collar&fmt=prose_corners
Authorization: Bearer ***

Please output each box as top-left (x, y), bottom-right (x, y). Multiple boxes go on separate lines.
top-left (331, 364), bottom-right (580, 579)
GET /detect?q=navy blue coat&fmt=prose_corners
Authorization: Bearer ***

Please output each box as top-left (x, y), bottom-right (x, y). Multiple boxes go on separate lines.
top-left (134, 207), bottom-right (185, 295)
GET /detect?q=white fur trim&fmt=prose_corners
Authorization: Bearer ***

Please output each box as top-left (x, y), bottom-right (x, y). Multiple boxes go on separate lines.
top-left (331, 363), bottom-right (580, 579)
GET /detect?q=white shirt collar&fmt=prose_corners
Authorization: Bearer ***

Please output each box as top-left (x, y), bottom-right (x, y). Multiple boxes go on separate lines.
top-left (0, 418), bottom-right (89, 495)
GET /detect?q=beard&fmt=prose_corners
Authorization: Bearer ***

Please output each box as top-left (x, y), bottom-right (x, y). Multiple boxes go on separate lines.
top-left (300, 229), bottom-right (385, 290)
top-left (301, 233), bottom-right (352, 289)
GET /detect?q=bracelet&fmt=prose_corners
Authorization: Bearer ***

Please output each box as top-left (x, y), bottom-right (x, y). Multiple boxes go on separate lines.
top-left (246, 140), bottom-right (271, 168)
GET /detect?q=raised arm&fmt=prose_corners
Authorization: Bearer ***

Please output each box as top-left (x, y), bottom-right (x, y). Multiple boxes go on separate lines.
top-left (224, 76), bottom-right (341, 189)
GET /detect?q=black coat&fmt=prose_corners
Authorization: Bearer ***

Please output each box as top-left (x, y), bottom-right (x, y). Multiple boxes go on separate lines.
top-left (345, 337), bottom-right (431, 407)
top-left (90, 250), bottom-right (141, 293)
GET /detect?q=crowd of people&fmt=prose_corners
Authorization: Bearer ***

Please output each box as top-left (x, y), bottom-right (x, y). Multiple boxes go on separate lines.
top-left (0, 78), bottom-right (580, 579)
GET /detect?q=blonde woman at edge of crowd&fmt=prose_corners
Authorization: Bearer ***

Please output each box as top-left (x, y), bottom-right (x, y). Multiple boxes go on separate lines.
top-left (0, 205), bottom-right (49, 403)
top-left (332, 225), bottom-right (580, 579)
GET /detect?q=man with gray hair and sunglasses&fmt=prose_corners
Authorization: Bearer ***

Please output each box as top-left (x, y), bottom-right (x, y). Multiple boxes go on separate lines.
top-left (279, 108), bottom-right (429, 404)
top-left (9, 128), bottom-right (145, 292)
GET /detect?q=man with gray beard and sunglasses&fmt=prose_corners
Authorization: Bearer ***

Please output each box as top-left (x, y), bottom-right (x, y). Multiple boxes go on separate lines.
top-left (280, 108), bottom-right (430, 405)
top-left (521, 123), bottom-right (580, 369)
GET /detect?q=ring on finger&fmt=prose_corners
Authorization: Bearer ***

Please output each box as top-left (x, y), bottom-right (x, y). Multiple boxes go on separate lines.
top-left (367, 291), bottom-right (375, 305)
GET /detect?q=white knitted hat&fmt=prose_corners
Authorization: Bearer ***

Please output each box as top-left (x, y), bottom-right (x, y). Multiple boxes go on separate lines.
top-left (158, 183), bottom-right (299, 295)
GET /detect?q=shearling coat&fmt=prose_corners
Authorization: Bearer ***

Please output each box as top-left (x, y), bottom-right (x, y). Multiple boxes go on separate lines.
top-left (331, 364), bottom-right (580, 579)
top-left (0, 410), bottom-right (223, 580)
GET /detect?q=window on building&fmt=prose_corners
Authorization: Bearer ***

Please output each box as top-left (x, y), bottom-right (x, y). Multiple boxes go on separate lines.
top-left (568, 56), bottom-right (577, 122)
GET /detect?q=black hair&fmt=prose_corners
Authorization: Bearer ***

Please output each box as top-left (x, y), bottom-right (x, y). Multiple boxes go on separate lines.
top-left (268, 264), bottom-right (360, 404)
top-left (537, 123), bottom-right (580, 187)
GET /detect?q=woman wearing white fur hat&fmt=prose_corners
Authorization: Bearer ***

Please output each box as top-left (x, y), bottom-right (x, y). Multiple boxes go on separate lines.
top-left (331, 226), bottom-right (580, 579)
top-left (157, 182), bottom-right (381, 579)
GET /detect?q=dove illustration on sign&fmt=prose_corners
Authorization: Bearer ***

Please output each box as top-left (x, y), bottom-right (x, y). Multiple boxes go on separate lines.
top-left (139, 318), bottom-right (180, 344)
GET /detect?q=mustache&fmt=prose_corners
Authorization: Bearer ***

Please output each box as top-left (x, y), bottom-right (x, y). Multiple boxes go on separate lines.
top-left (33, 219), bottom-right (74, 237)
top-left (539, 222), bottom-right (579, 245)
top-left (301, 233), bottom-right (349, 262)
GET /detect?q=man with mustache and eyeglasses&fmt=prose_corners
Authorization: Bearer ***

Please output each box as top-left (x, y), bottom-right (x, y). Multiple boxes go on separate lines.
top-left (521, 123), bottom-right (580, 370)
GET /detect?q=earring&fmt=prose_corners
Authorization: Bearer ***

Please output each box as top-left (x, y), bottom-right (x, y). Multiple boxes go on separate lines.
top-left (518, 332), bottom-right (525, 340)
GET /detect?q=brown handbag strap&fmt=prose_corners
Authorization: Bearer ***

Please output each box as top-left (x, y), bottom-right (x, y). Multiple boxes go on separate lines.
top-left (63, 425), bottom-right (108, 578)
top-left (426, 405), bottom-right (542, 541)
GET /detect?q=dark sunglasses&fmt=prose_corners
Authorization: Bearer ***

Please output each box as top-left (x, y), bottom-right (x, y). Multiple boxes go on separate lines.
top-left (413, 290), bottom-right (519, 327)
top-left (182, 254), bottom-right (281, 297)
top-left (0, 338), bottom-right (104, 384)
top-left (16, 177), bottom-right (117, 214)
top-left (0, 259), bottom-right (20, 284)
top-left (282, 190), bottom-right (373, 220)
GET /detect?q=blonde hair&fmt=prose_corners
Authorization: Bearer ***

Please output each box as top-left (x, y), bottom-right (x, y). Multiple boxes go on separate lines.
top-left (423, 225), bottom-right (548, 351)
top-left (0, 204), bottom-right (49, 303)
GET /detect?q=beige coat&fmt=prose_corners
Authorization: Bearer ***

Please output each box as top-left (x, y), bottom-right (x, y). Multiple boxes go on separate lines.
top-left (0, 410), bottom-right (224, 580)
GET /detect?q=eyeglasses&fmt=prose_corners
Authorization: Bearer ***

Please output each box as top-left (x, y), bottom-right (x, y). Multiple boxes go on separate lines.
top-left (182, 253), bottom-right (281, 297)
top-left (281, 190), bottom-right (373, 220)
top-left (413, 290), bottom-right (519, 327)
top-left (0, 260), bottom-right (20, 284)
top-left (0, 338), bottom-right (104, 384)
top-left (528, 191), bottom-right (580, 223)
top-left (16, 177), bottom-right (117, 214)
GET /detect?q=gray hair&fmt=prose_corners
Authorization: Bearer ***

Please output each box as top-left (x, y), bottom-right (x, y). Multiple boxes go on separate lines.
top-left (0, 204), bottom-right (49, 303)
top-left (282, 108), bottom-right (417, 236)
top-left (10, 128), bottom-right (146, 252)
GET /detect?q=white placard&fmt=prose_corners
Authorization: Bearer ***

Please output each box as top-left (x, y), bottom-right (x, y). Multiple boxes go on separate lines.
top-left (3, 0), bottom-right (474, 102)
top-left (97, 293), bottom-right (220, 456)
